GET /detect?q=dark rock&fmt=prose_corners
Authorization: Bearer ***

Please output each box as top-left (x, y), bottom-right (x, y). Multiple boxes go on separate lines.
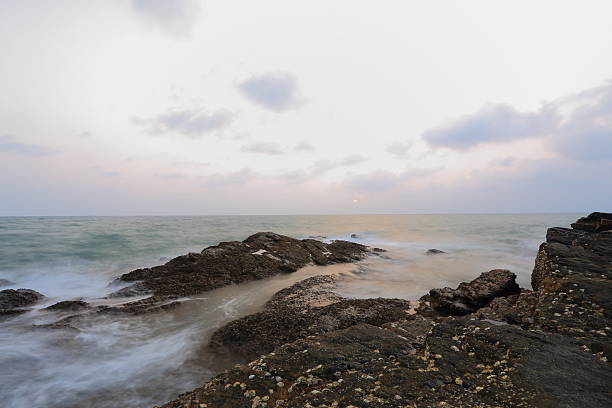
top-left (0, 288), bottom-right (44, 310)
top-left (209, 275), bottom-right (412, 360)
top-left (571, 211), bottom-right (612, 232)
top-left (45, 300), bottom-right (90, 311)
top-left (0, 278), bottom-right (15, 287)
top-left (113, 232), bottom-right (370, 298)
top-left (160, 318), bottom-right (612, 408)
top-left (155, 214), bottom-right (612, 408)
top-left (426, 248), bottom-right (446, 255)
top-left (350, 233), bottom-right (360, 238)
top-left (421, 269), bottom-right (520, 316)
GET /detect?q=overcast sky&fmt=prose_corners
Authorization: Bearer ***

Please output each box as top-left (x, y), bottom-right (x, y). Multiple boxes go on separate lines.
top-left (1, 0), bottom-right (611, 215)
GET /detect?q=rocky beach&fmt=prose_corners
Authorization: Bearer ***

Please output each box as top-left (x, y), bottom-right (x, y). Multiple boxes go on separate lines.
top-left (1, 213), bottom-right (610, 407)
top-left (154, 213), bottom-right (612, 408)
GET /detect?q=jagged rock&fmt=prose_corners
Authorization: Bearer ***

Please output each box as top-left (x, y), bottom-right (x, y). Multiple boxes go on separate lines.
top-left (0, 278), bottom-right (15, 287)
top-left (571, 211), bottom-right (612, 232)
top-left (426, 248), bottom-right (446, 255)
top-left (45, 300), bottom-right (90, 311)
top-left (421, 269), bottom-right (520, 316)
top-left (154, 214), bottom-right (612, 408)
top-left (0, 288), bottom-right (44, 310)
top-left (113, 232), bottom-right (370, 298)
top-left (159, 318), bottom-right (612, 408)
top-left (209, 275), bottom-right (411, 360)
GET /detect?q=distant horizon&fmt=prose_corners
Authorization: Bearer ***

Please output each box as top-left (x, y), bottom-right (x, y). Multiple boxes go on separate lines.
top-left (0, 211), bottom-right (590, 218)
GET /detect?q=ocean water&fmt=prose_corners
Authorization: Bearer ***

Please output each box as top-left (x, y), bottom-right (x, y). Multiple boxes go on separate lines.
top-left (0, 213), bottom-right (579, 408)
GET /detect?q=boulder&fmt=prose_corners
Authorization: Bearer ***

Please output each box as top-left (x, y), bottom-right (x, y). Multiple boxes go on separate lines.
top-left (422, 269), bottom-right (520, 316)
top-left (0, 288), bottom-right (44, 310)
top-left (113, 232), bottom-right (370, 298)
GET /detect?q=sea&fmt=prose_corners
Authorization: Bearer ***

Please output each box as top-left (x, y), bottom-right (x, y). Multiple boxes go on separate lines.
top-left (0, 213), bottom-right (579, 408)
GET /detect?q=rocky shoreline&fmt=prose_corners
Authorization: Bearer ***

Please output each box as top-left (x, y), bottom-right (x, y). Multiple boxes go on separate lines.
top-left (1, 214), bottom-right (610, 407)
top-left (156, 213), bottom-right (612, 408)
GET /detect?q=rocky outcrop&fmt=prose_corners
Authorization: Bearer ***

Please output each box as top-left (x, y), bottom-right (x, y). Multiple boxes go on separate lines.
top-left (421, 269), bottom-right (521, 316)
top-left (0, 288), bottom-right (44, 318)
top-left (209, 275), bottom-right (412, 360)
top-left (45, 300), bottom-right (90, 311)
top-left (156, 212), bottom-right (612, 408)
top-left (425, 248), bottom-right (446, 255)
top-left (113, 232), bottom-right (370, 298)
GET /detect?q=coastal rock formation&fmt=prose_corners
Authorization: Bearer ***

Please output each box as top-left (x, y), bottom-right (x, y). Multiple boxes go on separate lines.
top-left (156, 212), bottom-right (612, 408)
top-left (0, 288), bottom-right (44, 317)
top-left (114, 232), bottom-right (370, 298)
top-left (45, 300), bottom-right (90, 311)
top-left (161, 319), bottom-right (611, 408)
top-left (425, 248), bottom-right (446, 255)
top-left (421, 269), bottom-right (520, 316)
top-left (209, 275), bottom-right (412, 360)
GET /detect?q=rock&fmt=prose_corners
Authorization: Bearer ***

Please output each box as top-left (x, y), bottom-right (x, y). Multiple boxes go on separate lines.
top-left (0, 278), bottom-right (15, 287)
top-left (570, 211), bottom-right (612, 232)
top-left (45, 300), bottom-right (90, 311)
top-left (0, 288), bottom-right (44, 310)
top-left (209, 275), bottom-right (412, 360)
top-left (350, 233), bottom-right (360, 238)
top-left (426, 248), bottom-right (446, 255)
top-left (421, 269), bottom-right (520, 316)
top-left (154, 214), bottom-right (612, 408)
top-left (113, 232), bottom-right (370, 298)
top-left (159, 318), bottom-right (612, 408)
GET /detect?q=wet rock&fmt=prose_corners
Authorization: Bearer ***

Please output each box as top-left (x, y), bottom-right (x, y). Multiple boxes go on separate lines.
top-left (156, 213), bottom-right (612, 408)
top-left (45, 300), bottom-right (90, 311)
top-left (0, 278), bottom-right (15, 287)
top-left (160, 318), bottom-right (612, 408)
top-left (113, 232), bottom-right (370, 298)
top-left (421, 269), bottom-right (520, 316)
top-left (0, 288), bottom-right (44, 310)
top-left (426, 248), bottom-right (446, 255)
top-left (209, 275), bottom-right (412, 360)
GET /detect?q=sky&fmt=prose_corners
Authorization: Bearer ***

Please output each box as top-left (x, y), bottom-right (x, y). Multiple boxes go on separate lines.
top-left (0, 0), bottom-right (611, 215)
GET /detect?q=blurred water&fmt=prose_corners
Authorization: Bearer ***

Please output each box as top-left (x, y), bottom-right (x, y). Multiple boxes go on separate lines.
top-left (0, 213), bottom-right (580, 408)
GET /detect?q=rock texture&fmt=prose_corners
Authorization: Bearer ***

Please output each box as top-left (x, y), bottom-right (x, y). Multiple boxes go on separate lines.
top-left (0, 288), bottom-right (44, 318)
top-left (209, 275), bottom-right (412, 360)
top-left (421, 269), bottom-right (521, 316)
top-left (156, 212), bottom-right (612, 408)
top-left (114, 232), bottom-right (370, 298)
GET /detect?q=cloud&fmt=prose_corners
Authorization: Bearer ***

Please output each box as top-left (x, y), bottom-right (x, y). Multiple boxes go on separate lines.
top-left (313, 154), bottom-right (368, 174)
top-left (552, 82), bottom-right (612, 161)
top-left (0, 135), bottom-right (56, 156)
top-left (241, 142), bottom-right (284, 155)
top-left (386, 141), bottom-right (414, 157)
top-left (133, 109), bottom-right (234, 137)
top-left (422, 81), bottom-right (612, 161)
top-left (238, 72), bottom-right (303, 111)
top-left (131, 0), bottom-right (202, 37)
top-left (295, 140), bottom-right (315, 152)
top-left (423, 104), bottom-right (559, 150)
